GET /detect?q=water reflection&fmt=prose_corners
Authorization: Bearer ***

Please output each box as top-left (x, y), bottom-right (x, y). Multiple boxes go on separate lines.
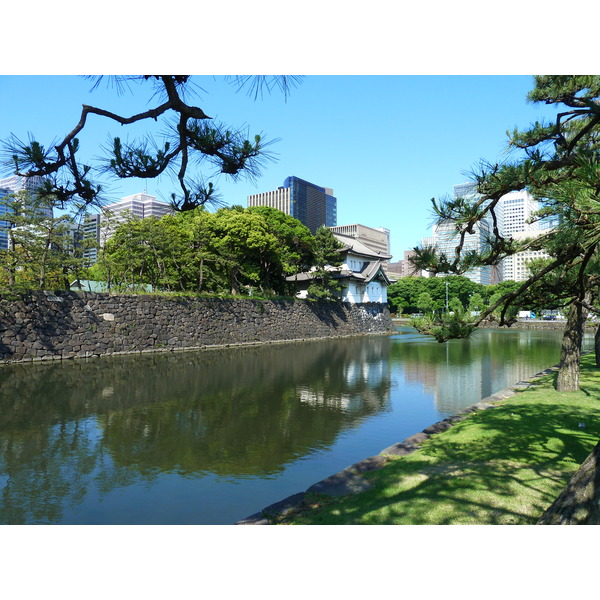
top-left (0, 328), bottom-right (578, 524)
top-left (389, 328), bottom-right (588, 415)
top-left (0, 338), bottom-right (391, 523)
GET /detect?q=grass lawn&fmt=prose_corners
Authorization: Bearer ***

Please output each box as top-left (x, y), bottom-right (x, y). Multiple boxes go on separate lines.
top-left (280, 353), bottom-right (600, 525)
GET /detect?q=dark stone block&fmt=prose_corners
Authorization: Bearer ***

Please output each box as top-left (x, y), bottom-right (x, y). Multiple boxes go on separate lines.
top-left (261, 492), bottom-right (306, 518)
top-left (403, 432), bottom-right (430, 445)
top-left (380, 442), bottom-right (419, 456)
top-left (423, 420), bottom-right (453, 435)
top-left (346, 455), bottom-right (390, 473)
top-left (306, 470), bottom-right (372, 497)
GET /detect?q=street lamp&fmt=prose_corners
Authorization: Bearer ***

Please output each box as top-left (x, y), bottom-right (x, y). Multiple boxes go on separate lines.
top-left (445, 281), bottom-right (449, 312)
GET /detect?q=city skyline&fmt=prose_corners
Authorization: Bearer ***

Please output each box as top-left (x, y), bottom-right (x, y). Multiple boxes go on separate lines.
top-left (0, 75), bottom-right (561, 262)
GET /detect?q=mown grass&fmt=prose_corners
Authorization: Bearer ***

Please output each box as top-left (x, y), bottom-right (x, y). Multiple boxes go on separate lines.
top-left (282, 354), bottom-right (600, 525)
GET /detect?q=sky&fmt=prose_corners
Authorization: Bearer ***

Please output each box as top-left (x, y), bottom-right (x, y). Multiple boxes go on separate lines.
top-left (0, 74), bottom-right (559, 260)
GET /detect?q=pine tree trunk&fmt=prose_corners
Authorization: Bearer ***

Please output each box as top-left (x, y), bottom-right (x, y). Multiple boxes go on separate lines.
top-left (595, 323), bottom-right (600, 368)
top-left (556, 301), bottom-right (587, 392)
top-left (197, 256), bottom-right (204, 293)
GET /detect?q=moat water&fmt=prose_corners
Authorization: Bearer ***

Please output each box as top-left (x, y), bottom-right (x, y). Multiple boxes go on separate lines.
top-left (0, 327), bottom-right (588, 524)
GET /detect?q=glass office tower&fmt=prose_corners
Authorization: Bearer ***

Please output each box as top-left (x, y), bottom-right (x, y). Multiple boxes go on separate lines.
top-left (248, 176), bottom-right (337, 234)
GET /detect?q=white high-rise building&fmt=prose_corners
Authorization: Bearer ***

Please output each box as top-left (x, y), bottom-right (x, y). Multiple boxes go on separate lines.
top-left (79, 192), bottom-right (172, 263)
top-left (99, 192), bottom-right (172, 241)
top-left (0, 188), bottom-right (10, 250)
top-left (102, 192), bottom-right (172, 220)
top-left (430, 218), bottom-right (494, 285)
top-left (502, 229), bottom-right (553, 282)
top-left (421, 183), bottom-right (499, 285)
top-left (496, 190), bottom-right (547, 282)
top-left (0, 175), bottom-right (48, 198)
top-left (0, 175), bottom-right (52, 250)
top-left (500, 190), bottom-right (539, 235)
top-left (448, 184), bottom-right (546, 283)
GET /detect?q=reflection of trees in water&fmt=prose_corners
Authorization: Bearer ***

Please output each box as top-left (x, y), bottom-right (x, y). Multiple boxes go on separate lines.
top-left (88, 338), bottom-right (393, 477)
top-left (0, 338), bottom-right (392, 523)
top-left (0, 418), bottom-right (101, 523)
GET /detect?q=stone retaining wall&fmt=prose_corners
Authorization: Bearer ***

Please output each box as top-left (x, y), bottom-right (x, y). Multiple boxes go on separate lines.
top-left (0, 291), bottom-right (394, 364)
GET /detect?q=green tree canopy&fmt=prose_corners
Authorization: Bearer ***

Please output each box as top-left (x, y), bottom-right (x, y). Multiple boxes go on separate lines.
top-left (306, 226), bottom-right (344, 300)
top-left (96, 206), bottom-right (318, 297)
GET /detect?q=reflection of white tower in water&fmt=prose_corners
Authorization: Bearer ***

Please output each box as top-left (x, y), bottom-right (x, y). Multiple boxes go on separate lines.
top-left (298, 349), bottom-right (391, 413)
top-left (433, 356), bottom-right (483, 415)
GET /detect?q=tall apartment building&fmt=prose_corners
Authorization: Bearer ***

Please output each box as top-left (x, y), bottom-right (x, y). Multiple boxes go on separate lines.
top-left (99, 192), bottom-right (173, 241)
top-left (500, 190), bottom-right (539, 235)
top-left (442, 183), bottom-right (544, 284)
top-left (490, 189), bottom-right (548, 282)
top-left (80, 192), bottom-right (172, 264)
top-left (102, 192), bottom-right (172, 220)
top-left (81, 213), bottom-right (101, 264)
top-left (247, 176), bottom-right (336, 234)
top-left (0, 175), bottom-right (50, 202)
top-left (429, 218), bottom-right (494, 285)
top-left (420, 183), bottom-right (498, 285)
top-left (502, 229), bottom-right (553, 282)
top-left (0, 175), bottom-right (52, 250)
top-left (0, 188), bottom-right (10, 250)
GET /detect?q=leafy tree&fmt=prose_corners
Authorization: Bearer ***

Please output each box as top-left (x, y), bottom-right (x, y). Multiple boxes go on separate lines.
top-left (411, 312), bottom-right (475, 343)
top-left (246, 206), bottom-right (315, 292)
top-left (468, 293), bottom-right (485, 314)
top-left (0, 190), bottom-right (85, 290)
top-left (387, 276), bottom-right (425, 314)
top-left (306, 226), bottom-right (344, 300)
top-left (387, 275), bottom-right (480, 315)
top-left (207, 206), bottom-right (280, 295)
top-left (97, 205), bottom-right (317, 297)
top-left (448, 296), bottom-right (464, 315)
top-left (416, 291), bottom-right (434, 314)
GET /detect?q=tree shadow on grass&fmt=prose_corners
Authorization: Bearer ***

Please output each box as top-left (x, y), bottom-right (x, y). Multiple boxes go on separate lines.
top-left (287, 395), bottom-right (600, 525)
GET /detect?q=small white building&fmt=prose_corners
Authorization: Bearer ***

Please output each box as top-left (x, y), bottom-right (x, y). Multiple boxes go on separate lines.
top-left (287, 233), bottom-right (392, 304)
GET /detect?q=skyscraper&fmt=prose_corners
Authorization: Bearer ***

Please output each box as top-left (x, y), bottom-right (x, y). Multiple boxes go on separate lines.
top-left (499, 190), bottom-right (539, 235)
top-left (424, 183), bottom-right (549, 284)
top-left (502, 229), bottom-right (552, 282)
top-left (430, 218), bottom-right (494, 285)
top-left (0, 188), bottom-right (10, 250)
top-left (99, 192), bottom-right (173, 241)
top-left (76, 192), bottom-right (173, 264)
top-left (247, 176), bottom-right (337, 233)
top-left (422, 183), bottom-right (497, 285)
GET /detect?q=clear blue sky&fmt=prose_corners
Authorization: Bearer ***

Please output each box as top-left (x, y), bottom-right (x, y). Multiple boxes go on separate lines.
top-left (0, 75), bottom-right (558, 260)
